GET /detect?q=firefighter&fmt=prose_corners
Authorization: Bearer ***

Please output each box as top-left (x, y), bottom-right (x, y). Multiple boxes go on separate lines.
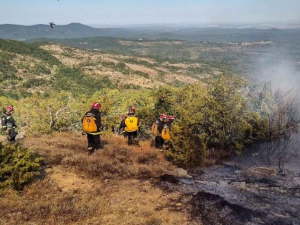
top-left (154, 114), bottom-right (167, 149)
top-left (1, 105), bottom-right (18, 142)
top-left (121, 107), bottom-right (139, 146)
top-left (82, 102), bottom-right (102, 154)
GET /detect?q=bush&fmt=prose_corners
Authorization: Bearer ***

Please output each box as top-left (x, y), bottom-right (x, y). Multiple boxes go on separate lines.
top-left (135, 71), bottom-right (150, 79)
top-left (22, 78), bottom-right (49, 88)
top-left (34, 64), bottom-right (51, 75)
top-left (0, 143), bottom-right (43, 190)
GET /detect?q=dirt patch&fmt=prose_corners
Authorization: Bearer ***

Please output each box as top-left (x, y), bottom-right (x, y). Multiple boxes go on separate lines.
top-left (164, 74), bottom-right (200, 84)
top-left (118, 40), bottom-right (184, 47)
top-left (125, 63), bottom-right (158, 76)
top-left (41, 44), bottom-right (66, 54)
top-left (47, 166), bottom-right (99, 193)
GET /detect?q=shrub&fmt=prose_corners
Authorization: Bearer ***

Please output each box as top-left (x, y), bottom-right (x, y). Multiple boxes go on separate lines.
top-left (34, 64), bottom-right (51, 75)
top-left (22, 78), bottom-right (49, 88)
top-left (0, 143), bottom-right (43, 190)
top-left (135, 71), bottom-right (150, 79)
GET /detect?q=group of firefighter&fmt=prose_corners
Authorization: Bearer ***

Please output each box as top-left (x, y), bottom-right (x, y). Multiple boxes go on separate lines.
top-left (2, 102), bottom-right (174, 155)
top-left (117, 107), bottom-right (175, 149)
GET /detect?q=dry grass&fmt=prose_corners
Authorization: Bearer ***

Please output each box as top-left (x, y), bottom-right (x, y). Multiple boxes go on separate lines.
top-left (22, 133), bottom-right (172, 179)
top-left (0, 132), bottom-right (194, 225)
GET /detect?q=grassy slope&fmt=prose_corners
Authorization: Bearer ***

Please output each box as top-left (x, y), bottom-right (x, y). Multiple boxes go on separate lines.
top-left (0, 133), bottom-right (198, 225)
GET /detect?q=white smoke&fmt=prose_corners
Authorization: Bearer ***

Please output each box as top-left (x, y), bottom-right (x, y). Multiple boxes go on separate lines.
top-left (255, 56), bottom-right (300, 94)
top-left (252, 54), bottom-right (300, 172)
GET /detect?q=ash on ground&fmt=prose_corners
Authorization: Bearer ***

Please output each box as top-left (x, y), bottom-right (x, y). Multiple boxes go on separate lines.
top-left (159, 162), bottom-right (300, 225)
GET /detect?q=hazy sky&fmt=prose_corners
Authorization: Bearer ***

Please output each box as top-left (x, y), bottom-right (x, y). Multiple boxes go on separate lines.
top-left (0, 0), bottom-right (300, 26)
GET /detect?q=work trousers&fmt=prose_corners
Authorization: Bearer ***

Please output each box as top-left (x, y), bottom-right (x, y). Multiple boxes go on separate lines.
top-left (155, 136), bottom-right (164, 149)
top-left (8, 129), bottom-right (18, 142)
top-left (87, 133), bottom-right (101, 150)
top-left (126, 131), bottom-right (137, 146)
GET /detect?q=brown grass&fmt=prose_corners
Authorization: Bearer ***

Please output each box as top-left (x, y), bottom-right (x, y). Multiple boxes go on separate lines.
top-left (22, 133), bottom-right (172, 179)
top-left (0, 132), bottom-right (195, 225)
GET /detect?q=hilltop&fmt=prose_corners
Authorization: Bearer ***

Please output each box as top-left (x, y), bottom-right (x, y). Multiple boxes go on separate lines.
top-left (0, 23), bottom-right (126, 40)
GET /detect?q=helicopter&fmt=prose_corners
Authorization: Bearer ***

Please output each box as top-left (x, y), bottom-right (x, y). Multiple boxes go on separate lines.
top-left (49, 22), bottom-right (56, 29)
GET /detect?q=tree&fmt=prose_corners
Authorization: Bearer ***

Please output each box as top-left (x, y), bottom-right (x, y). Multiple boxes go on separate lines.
top-left (257, 88), bottom-right (299, 171)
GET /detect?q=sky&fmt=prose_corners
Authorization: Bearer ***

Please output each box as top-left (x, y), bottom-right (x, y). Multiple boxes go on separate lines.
top-left (0, 0), bottom-right (300, 26)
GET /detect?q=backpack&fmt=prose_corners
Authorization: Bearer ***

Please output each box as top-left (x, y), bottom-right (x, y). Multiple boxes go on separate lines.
top-left (152, 123), bottom-right (158, 136)
top-left (125, 116), bottom-right (138, 132)
top-left (82, 115), bottom-right (97, 133)
top-left (161, 125), bottom-right (170, 140)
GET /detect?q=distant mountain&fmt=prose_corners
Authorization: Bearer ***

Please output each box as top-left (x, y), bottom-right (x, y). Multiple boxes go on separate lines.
top-left (1, 23), bottom-right (300, 45)
top-left (0, 23), bottom-right (133, 40)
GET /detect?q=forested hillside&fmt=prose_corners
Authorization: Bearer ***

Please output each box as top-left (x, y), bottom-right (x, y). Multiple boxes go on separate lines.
top-left (28, 36), bottom-right (300, 78)
top-left (1, 39), bottom-right (225, 98)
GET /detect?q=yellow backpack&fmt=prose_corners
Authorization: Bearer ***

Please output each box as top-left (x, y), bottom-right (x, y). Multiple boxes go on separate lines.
top-left (152, 123), bottom-right (158, 136)
top-left (125, 116), bottom-right (138, 132)
top-left (161, 126), bottom-right (170, 140)
top-left (82, 115), bottom-right (97, 133)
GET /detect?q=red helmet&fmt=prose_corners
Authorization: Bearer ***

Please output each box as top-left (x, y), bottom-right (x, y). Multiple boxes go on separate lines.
top-left (92, 102), bottom-right (100, 109)
top-left (160, 114), bottom-right (167, 119)
top-left (128, 107), bottom-right (135, 115)
top-left (6, 105), bottom-right (14, 112)
top-left (167, 115), bottom-right (175, 122)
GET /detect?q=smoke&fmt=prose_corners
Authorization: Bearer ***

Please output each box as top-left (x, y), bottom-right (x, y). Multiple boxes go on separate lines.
top-left (254, 56), bottom-right (300, 94)
top-left (250, 52), bottom-right (300, 172)
top-left (253, 52), bottom-right (300, 116)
